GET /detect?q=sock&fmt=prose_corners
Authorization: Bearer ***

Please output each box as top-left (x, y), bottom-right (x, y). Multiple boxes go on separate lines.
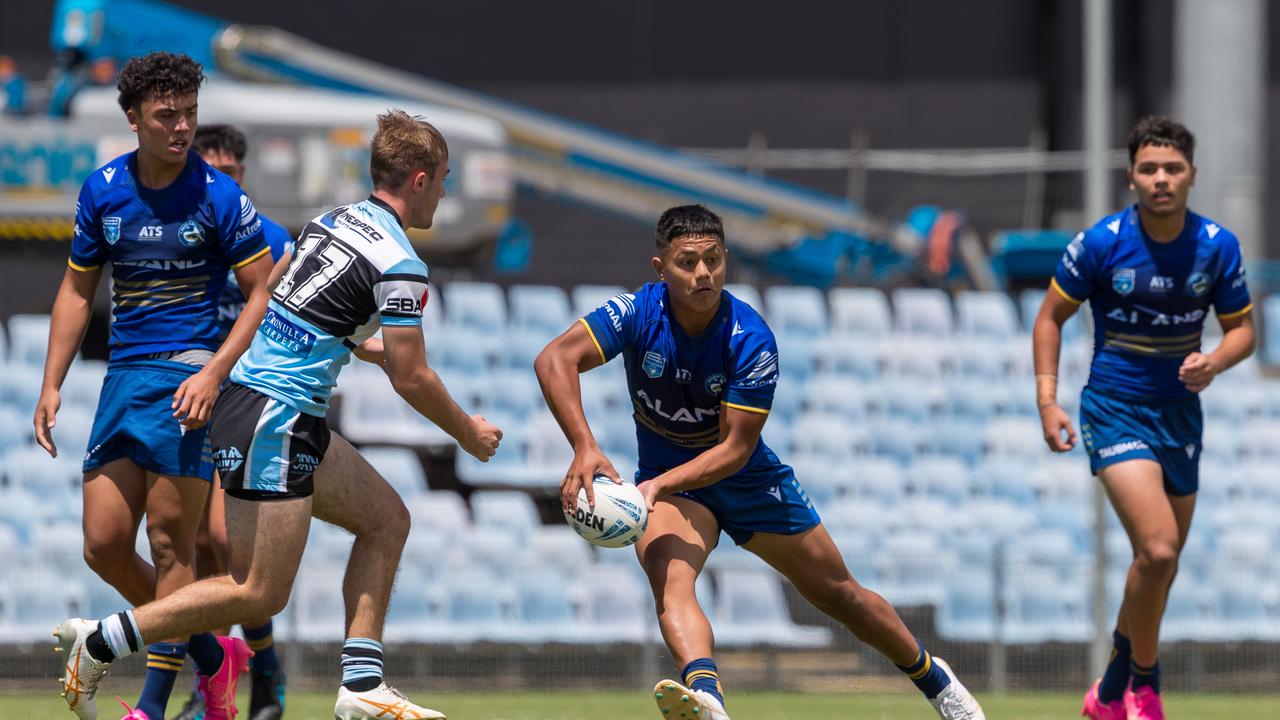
top-left (681, 658), bottom-right (725, 709)
top-left (244, 621), bottom-right (280, 676)
top-left (1130, 659), bottom-right (1161, 694)
top-left (135, 642), bottom-right (186, 718)
top-left (89, 611), bottom-right (142, 662)
top-left (896, 638), bottom-right (951, 699)
top-left (186, 632), bottom-right (225, 677)
top-left (341, 638), bottom-right (384, 692)
top-left (1097, 630), bottom-right (1132, 703)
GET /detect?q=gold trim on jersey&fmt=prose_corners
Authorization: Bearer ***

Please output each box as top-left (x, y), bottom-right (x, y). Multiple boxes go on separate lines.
top-left (579, 318), bottom-right (607, 364)
top-left (1050, 277), bottom-right (1083, 304)
top-left (1217, 303), bottom-right (1253, 320)
top-left (631, 406), bottom-right (720, 448)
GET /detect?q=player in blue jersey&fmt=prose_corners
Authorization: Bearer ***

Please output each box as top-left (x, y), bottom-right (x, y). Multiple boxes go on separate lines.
top-left (34, 53), bottom-right (274, 720)
top-left (159, 123), bottom-right (294, 720)
top-left (54, 109), bottom-right (502, 720)
top-left (535, 205), bottom-right (985, 720)
top-left (1033, 117), bottom-right (1255, 720)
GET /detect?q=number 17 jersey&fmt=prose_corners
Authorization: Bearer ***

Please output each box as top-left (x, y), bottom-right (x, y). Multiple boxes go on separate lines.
top-left (230, 196), bottom-right (429, 417)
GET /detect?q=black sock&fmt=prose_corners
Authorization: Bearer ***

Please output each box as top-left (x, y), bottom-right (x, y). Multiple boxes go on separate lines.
top-left (85, 626), bottom-right (117, 664)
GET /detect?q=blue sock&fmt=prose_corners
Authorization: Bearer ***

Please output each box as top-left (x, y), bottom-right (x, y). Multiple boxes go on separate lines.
top-left (1130, 659), bottom-right (1160, 694)
top-left (341, 638), bottom-right (384, 692)
top-left (1097, 630), bottom-right (1132, 703)
top-left (681, 658), bottom-right (725, 708)
top-left (187, 632), bottom-right (225, 677)
top-left (896, 638), bottom-right (951, 699)
top-left (136, 642), bottom-right (186, 718)
top-left (244, 621), bottom-right (280, 675)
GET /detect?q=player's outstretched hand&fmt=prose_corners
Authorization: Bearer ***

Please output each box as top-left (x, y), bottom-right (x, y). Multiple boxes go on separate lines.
top-left (462, 415), bottom-right (502, 462)
top-left (172, 368), bottom-right (222, 430)
top-left (1038, 402), bottom-right (1077, 452)
top-left (561, 445), bottom-right (620, 515)
top-left (1178, 351), bottom-right (1218, 393)
top-left (33, 387), bottom-right (60, 458)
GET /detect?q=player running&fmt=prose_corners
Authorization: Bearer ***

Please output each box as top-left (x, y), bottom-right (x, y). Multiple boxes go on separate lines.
top-left (166, 124), bottom-right (296, 720)
top-left (535, 205), bottom-right (985, 720)
top-left (35, 52), bottom-right (274, 720)
top-left (1033, 116), bottom-right (1254, 720)
top-left (52, 109), bottom-right (500, 720)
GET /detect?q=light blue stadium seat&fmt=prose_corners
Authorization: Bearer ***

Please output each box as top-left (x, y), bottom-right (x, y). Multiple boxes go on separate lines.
top-left (503, 327), bottom-right (556, 370)
top-left (30, 521), bottom-right (83, 570)
top-left (937, 572), bottom-right (997, 641)
top-left (821, 498), bottom-right (903, 540)
top-left (470, 491), bottom-right (541, 542)
top-left (892, 288), bottom-right (953, 338)
top-left (429, 325), bottom-right (499, 371)
top-left (764, 286), bottom-right (828, 339)
top-left (983, 418), bottom-right (1043, 462)
top-left (882, 379), bottom-right (944, 423)
top-left (713, 568), bottom-right (831, 647)
top-left (3, 570), bottom-right (87, 642)
top-left (443, 281), bottom-right (507, 332)
top-left (1004, 569), bottom-right (1090, 643)
top-left (0, 406), bottom-right (28, 454)
top-left (384, 565), bottom-right (445, 641)
top-left (875, 531), bottom-right (949, 607)
top-left (476, 369), bottom-right (544, 420)
top-left (946, 379), bottom-right (1005, 423)
top-left (399, 527), bottom-right (455, 581)
top-left (361, 446), bottom-right (428, 497)
top-left (1161, 583), bottom-right (1218, 642)
top-left (844, 457), bottom-right (905, 506)
top-left (904, 457), bottom-right (970, 504)
top-left (1007, 528), bottom-right (1085, 582)
top-left (583, 564), bottom-right (653, 643)
top-left (508, 284), bottom-right (572, 334)
top-left (1242, 420), bottom-right (1280, 464)
top-left (442, 569), bottom-right (518, 643)
top-left (829, 288), bottom-right (892, 339)
top-left (515, 570), bottom-right (587, 642)
top-left (523, 525), bottom-right (595, 579)
top-left (815, 336), bottom-right (886, 381)
top-left (571, 284), bottom-right (627, 319)
top-left (801, 376), bottom-right (872, 422)
top-left (956, 291), bottom-right (1020, 340)
top-left (61, 359), bottom-right (107, 411)
top-left (6, 314), bottom-right (51, 368)
top-left (455, 427), bottom-right (539, 487)
top-left (790, 413), bottom-right (868, 465)
top-left (954, 338), bottom-right (1018, 382)
top-left (723, 283), bottom-right (765, 317)
top-left (0, 362), bottom-right (41, 418)
top-left (964, 498), bottom-right (1037, 541)
top-left (777, 335), bottom-right (820, 381)
top-left (1217, 582), bottom-right (1280, 641)
top-left (768, 377), bottom-right (805, 423)
top-left (885, 339), bottom-right (949, 381)
top-left (971, 460), bottom-right (1036, 504)
top-left (869, 418), bottom-right (928, 465)
top-left (1264, 294), bottom-right (1280, 365)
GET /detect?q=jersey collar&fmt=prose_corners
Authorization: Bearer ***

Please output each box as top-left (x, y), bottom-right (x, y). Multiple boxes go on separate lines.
top-left (366, 194), bottom-right (405, 229)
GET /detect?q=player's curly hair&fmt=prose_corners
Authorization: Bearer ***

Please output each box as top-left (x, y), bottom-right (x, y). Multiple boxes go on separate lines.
top-left (193, 124), bottom-right (248, 162)
top-left (116, 52), bottom-right (205, 112)
top-left (656, 204), bottom-right (724, 249)
top-left (1128, 115), bottom-right (1195, 165)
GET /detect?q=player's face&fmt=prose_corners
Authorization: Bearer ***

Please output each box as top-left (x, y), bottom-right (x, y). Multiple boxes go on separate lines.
top-left (409, 159), bottom-right (449, 230)
top-left (1129, 143), bottom-right (1194, 217)
top-left (128, 93), bottom-right (198, 167)
top-left (654, 235), bottom-right (726, 314)
top-left (200, 148), bottom-right (243, 184)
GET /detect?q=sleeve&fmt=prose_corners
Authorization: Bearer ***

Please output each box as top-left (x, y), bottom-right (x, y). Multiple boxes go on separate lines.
top-left (68, 182), bottom-right (107, 271)
top-left (723, 322), bottom-right (779, 415)
top-left (580, 291), bottom-right (640, 364)
top-left (216, 183), bottom-right (270, 269)
top-left (262, 217), bottom-right (295, 263)
top-left (375, 258), bottom-right (430, 327)
top-left (1212, 235), bottom-right (1252, 318)
top-left (1050, 230), bottom-right (1099, 304)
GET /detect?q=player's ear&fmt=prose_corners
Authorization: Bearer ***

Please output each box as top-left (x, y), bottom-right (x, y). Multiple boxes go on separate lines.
top-left (651, 255), bottom-right (664, 280)
top-left (1126, 167), bottom-right (1135, 191)
top-left (1188, 163), bottom-right (1196, 187)
top-left (125, 106), bottom-right (139, 133)
top-left (412, 170), bottom-right (428, 193)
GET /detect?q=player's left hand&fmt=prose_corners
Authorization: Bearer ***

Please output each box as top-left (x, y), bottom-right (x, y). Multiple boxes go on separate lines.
top-left (353, 336), bottom-right (386, 366)
top-left (172, 368), bottom-right (222, 429)
top-left (639, 477), bottom-right (667, 513)
top-left (1178, 352), bottom-right (1218, 393)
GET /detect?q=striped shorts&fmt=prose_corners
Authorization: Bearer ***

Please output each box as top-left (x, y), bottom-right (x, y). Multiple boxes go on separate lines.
top-left (210, 382), bottom-right (330, 500)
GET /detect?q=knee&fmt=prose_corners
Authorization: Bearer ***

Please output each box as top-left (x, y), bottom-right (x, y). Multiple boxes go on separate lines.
top-left (146, 521), bottom-right (194, 571)
top-left (240, 578), bottom-right (292, 617)
top-left (1134, 540), bottom-right (1179, 581)
top-left (82, 532), bottom-right (136, 576)
top-left (808, 578), bottom-right (867, 619)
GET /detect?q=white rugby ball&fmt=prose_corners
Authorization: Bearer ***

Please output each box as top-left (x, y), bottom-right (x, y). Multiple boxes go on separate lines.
top-left (564, 475), bottom-right (649, 549)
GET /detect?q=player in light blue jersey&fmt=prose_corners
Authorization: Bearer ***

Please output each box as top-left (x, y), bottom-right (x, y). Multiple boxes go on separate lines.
top-left (55, 110), bottom-right (502, 720)
top-left (1034, 117), bottom-right (1255, 720)
top-left (536, 205), bottom-right (985, 720)
top-left (35, 53), bottom-right (274, 720)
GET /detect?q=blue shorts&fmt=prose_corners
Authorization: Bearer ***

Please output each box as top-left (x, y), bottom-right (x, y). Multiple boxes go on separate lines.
top-left (1079, 386), bottom-right (1203, 496)
top-left (83, 360), bottom-right (214, 481)
top-left (638, 447), bottom-right (821, 546)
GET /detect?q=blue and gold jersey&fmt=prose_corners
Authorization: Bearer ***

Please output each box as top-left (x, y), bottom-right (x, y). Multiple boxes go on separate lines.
top-left (582, 282), bottom-right (780, 474)
top-left (215, 214), bottom-right (294, 341)
top-left (70, 151), bottom-right (269, 361)
top-left (1052, 205), bottom-right (1252, 399)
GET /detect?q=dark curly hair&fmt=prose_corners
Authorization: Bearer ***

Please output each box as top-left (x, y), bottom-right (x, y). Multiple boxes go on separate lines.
top-left (1127, 115), bottom-right (1195, 166)
top-left (655, 204), bottom-right (724, 249)
top-left (116, 52), bottom-right (205, 112)
top-left (193, 124), bottom-right (248, 162)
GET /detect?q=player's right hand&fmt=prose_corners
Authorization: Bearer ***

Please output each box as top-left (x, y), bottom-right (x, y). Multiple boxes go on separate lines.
top-left (462, 414), bottom-right (502, 462)
top-left (561, 445), bottom-right (621, 515)
top-left (1038, 402), bottom-right (1077, 452)
top-left (33, 388), bottom-right (61, 458)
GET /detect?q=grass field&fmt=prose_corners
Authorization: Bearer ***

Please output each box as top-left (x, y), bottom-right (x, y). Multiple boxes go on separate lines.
top-left (3, 690), bottom-right (1278, 719)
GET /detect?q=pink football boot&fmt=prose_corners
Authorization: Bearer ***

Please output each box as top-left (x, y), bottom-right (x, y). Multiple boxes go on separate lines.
top-left (1125, 685), bottom-right (1166, 720)
top-left (202, 636), bottom-right (254, 720)
top-left (1081, 679), bottom-right (1127, 720)
top-left (115, 697), bottom-right (150, 719)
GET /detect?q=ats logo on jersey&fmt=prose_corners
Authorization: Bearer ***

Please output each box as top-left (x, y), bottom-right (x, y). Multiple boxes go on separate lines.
top-left (1186, 271), bottom-right (1210, 298)
top-left (138, 225), bottom-right (164, 240)
top-left (213, 447), bottom-right (244, 473)
top-left (179, 220), bottom-right (205, 247)
top-left (102, 216), bottom-right (122, 245)
top-left (1112, 268), bottom-right (1135, 296)
top-left (1149, 276), bottom-right (1173, 292)
top-left (642, 351), bottom-right (666, 378)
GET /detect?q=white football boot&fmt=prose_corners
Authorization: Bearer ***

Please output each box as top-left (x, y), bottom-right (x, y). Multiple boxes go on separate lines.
top-left (928, 657), bottom-right (986, 720)
top-left (53, 618), bottom-right (112, 720)
top-left (333, 683), bottom-right (446, 719)
top-left (653, 680), bottom-right (730, 720)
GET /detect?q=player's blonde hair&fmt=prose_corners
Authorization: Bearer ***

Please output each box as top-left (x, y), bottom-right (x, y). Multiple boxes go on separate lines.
top-left (370, 109), bottom-right (449, 189)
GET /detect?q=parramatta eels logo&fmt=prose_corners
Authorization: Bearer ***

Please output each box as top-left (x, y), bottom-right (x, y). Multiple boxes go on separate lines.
top-left (178, 220), bottom-right (205, 248)
top-left (705, 372), bottom-right (726, 396)
top-left (642, 351), bottom-right (666, 378)
top-left (1186, 271), bottom-right (1210, 298)
top-left (102, 216), bottom-right (121, 245)
top-left (213, 447), bottom-right (244, 473)
top-left (1111, 268), bottom-right (1135, 296)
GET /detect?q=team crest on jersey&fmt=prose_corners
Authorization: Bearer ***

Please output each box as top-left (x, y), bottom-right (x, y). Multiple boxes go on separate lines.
top-left (178, 220), bottom-right (205, 247)
top-left (1186, 271), bottom-right (1210, 298)
top-left (642, 351), bottom-right (666, 378)
top-left (102, 216), bottom-right (121, 245)
top-left (1111, 268), bottom-right (1135, 296)
top-left (705, 372), bottom-right (726, 395)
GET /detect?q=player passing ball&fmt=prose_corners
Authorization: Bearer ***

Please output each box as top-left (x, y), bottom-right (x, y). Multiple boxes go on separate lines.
top-left (1033, 116), bottom-right (1254, 720)
top-left (536, 205), bottom-right (985, 720)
